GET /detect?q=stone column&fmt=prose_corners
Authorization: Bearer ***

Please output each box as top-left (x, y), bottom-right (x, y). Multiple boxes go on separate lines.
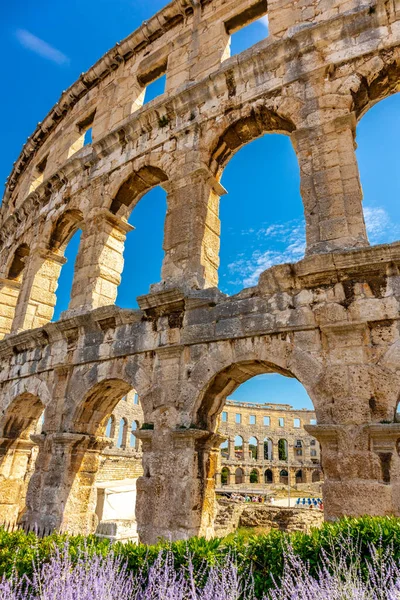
top-left (11, 250), bottom-right (66, 333)
top-left (228, 437), bottom-right (236, 460)
top-left (24, 433), bottom-right (110, 534)
top-left (306, 424), bottom-right (400, 520)
top-left (242, 441), bottom-right (249, 461)
top-left (258, 441), bottom-right (264, 463)
top-left (292, 113), bottom-right (368, 255)
top-left (66, 210), bottom-right (133, 316)
top-left (0, 438), bottom-right (37, 523)
top-left (135, 428), bottom-right (224, 544)
top-left (0, 278), bottom-right (21, 339)
top-left (160, 167), bottom-right (226, 291)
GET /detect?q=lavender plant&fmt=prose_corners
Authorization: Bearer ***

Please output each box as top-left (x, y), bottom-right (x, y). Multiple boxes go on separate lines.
top-left (266, 539), bottom-right (400, 600)
top-left (2, 536), bottom-right (400, 599)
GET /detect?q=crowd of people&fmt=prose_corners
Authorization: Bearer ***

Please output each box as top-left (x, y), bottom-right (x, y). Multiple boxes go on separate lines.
top-left (221, 492), bottom-right (324, 509)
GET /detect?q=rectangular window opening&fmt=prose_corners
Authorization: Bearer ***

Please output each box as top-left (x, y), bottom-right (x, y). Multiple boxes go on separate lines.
top-left (294, 418), bottom-right (301, 428)
top-left (235, 413), bottom-right (241, 424)
top-left (68, 110), bottom-right (96, 158)
top-left (263, 416), bottom-right (270, 426)
top-left (142, 72), bottom-right (166, 105)
top-left (29, 154), bottom-right (48, 193)
top-left (224, 1), bottom-right (268, 60)
top-left (221, 411), bottom-right (228, 422)
top-left (249, 415), bottom-right (256, 425)
top-left (279, 417), bottom-right (285, 427)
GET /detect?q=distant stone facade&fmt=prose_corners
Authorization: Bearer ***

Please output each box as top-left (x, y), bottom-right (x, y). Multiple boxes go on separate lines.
top-left (1, 0), bottom-right (400, 545)
top-left (96, 390), bottom-right (144, 484)
top-left (216, 400), bottom-right (322, 488)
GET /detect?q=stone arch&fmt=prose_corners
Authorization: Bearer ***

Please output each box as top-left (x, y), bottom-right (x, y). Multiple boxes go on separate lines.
top-left (48, 209), bottom-right (84, 252)
top-left (72, 378), bottom-right (133, 436)
top-left (279, 469), bottom-right (288, 484)
top-left (207, 104), bottom-right (296, 178)
top-left (109, 165), bottom-right (168, 218)
top-left (0, 380), bottom-right (49, 524)
top-left (351, 59), bottom-right (400, 121)
top-left (295, 469), bottom-right (303, 484)
top-left (64, 357), bottom-right (153, 432)
top-left (0, 243), bottom-right (31, 338)
top-left (264, 468), bottom-right (273, 484)
top-left (249, 468), bottom-right (259, 484)
top-left (235, 467), bottom-right (244, 484)
top-left (24, 375), bottom-right (139, 535)
top-left (221, 466), bottom-right (230, 486)
top-left (6, 244), bottom-right (30, 281)
top-left (192, 336), bottom-right (322, 431)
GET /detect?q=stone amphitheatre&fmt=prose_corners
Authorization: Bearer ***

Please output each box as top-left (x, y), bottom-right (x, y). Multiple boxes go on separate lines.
top-left (1, 0), bottom-right (400, 545)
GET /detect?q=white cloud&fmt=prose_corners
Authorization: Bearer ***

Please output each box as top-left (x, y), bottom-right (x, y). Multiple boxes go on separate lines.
top-left (227, 205), bottom-right (399, 290)
top-left (363, 205), bottom-right (399, 245)
top-left (259, 15), bottom-right (269, 31)
top-left (228, 219), bottom-right (306, 288)
top-left (16, 29), bottom-right (70, 65)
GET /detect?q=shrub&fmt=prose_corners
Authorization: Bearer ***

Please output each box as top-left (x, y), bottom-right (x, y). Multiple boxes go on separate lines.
top-left (1, 517), bottom-right (400, 597)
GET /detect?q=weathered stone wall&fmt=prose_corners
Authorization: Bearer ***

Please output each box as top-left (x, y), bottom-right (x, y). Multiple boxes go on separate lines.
top-left (0, 0), bottom-right (400, 544)
top-left (214, 499), bottom-right (324, 537)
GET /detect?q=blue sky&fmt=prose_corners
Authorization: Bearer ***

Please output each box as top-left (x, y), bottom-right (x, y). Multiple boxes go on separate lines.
top-left (1, 1), bottom-right (399, 410)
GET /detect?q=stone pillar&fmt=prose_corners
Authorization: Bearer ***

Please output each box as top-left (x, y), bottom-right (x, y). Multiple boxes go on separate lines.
top-left (135, 428), bottom-right (224, 544)
top-left (66, 210), bottom-right (133, 316)
top-left (0, 438), bottom-right (37, 523)
top-left (306, 424), bottom-right (400, 520)
top-left (11, 250), bottom-right (66, 333)
top-left (24, 433), bottom-right (110, 534)
top-left (228, 437), bottom-right (235, 460)
top-left (0, 278), bottom-right (21, 339)
top-left (160, 168), bottom-right (226, 291)
top-left (258, 441), bottom-right (264, 463)
top-left (292, 113), bottom-right (368, 255)
top-left (215, 472), bottom-right (222, 487)
top-left (242, 441), bottom-right (249, 461)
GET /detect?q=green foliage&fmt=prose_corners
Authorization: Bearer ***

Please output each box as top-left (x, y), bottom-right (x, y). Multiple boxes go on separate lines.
top-left (140, 423), bottom-right (154, 430)
top-left (1, 517), bottom-right (400, 598)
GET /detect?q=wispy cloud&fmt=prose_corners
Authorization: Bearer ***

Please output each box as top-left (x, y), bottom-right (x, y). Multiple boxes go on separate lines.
top-left (364, 206), bottom-right (400, 245)
top-left (227, 219), bottom-right (306, 288)
top-left (226, 205), bottom-right (399, 290)
top-left (16, 29), bottom-right (69, 65)
top-left (259, 15), bottom-right (269, 31)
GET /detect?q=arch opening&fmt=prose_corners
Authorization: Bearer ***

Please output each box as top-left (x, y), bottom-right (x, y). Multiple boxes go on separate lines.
top-left (356, 92), bottom-right (400, 248)
top-left (7, 244), bottom-right (30, 281)
top-left (25, 380), bottom-right (145, 536)
top-left (211, 116), bottom-right (303, 295)
top-left (115, 183), bottom-right (167, 308)
top-left (208, 364), bottom-right (322, 519)
top-left (0, 393), bottom-right (45, 524)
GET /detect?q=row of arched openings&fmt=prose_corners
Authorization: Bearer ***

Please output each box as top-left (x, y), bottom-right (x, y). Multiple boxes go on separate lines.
top-left (5, 92), bottom-right (399, 324)
top-left (223, 436), bottom-right (289, 460)
top-left (105, 415), bottom-right (139, 449)
top-left (221, 467), bottom-right (321, 485)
